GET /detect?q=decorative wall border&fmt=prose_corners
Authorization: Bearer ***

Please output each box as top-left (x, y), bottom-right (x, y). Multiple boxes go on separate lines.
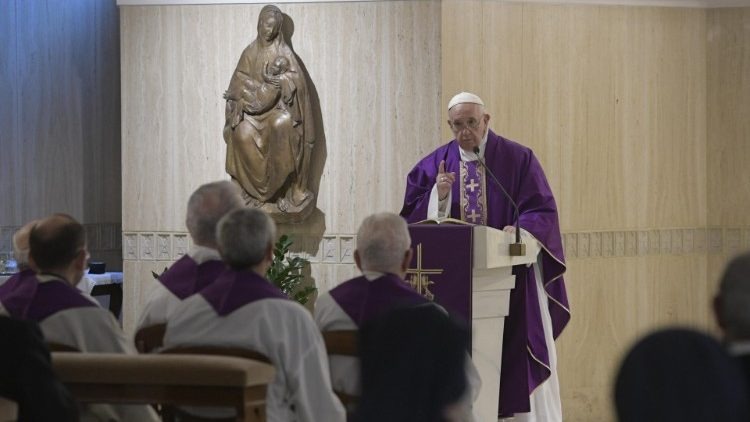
top-left (122, 231), bottom-right (357, 264)
top-left (562, 227), bottom-right (750, 259)
top-left (0, 223), bottom-right (121, 260)
top-left (122, 227), bottom-right (750, 263)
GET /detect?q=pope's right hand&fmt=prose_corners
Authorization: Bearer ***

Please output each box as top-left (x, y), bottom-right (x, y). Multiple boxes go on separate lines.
top-left (436, 160), bottom-right (455, 200)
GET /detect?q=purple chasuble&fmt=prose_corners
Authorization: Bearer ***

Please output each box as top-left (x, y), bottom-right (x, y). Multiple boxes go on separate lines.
top-left (19, 277), bottom-right (97, 322)
top-left (329, 273), bottom-right (428, 327)
top-left (158, 255), bottom-right (227, 300)
top-left (199, 269), bottom-right (287, 317)
top-left (0, 269), bottom-right (39, 318)
top-left (400, 130), bottom-right (570, 416)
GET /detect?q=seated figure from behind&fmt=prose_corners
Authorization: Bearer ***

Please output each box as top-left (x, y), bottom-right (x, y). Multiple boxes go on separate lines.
top-left (714, 251), bottom-right (750, 404)
top-left (137, 180), bottom-right (242, 331)
top-left (0, 214), bottom-right (159, 421)
top-left (0, 316), bottom-right (78, 422)
top-left (614, 328), bottom-right (748, 422)
top-left (355, 305), bottom-right (472, 422)
top-left (0, 221), bottom-right (39, 316)
top-left (164, 208), bottom-right (345, 422)
top-left (314, 212), bottom-right (479, 420)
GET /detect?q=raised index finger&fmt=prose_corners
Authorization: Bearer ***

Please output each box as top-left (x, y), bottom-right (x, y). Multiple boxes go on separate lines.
top-left (438, 160), bottom-right (446, 174)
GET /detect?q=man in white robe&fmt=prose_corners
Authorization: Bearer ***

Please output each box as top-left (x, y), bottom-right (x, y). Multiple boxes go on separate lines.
top-left (314, 212), bottom-right (479, 421)
top-left (0, 214), bottom-right (158, 422)
top-left (164, 208), bottom-right (345, 422)
top-left (137, 181), bottom-right (241, 330)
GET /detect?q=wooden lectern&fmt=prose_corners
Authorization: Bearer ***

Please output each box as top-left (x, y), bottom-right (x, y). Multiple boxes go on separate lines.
top-left (407, 224), bottom-right (540, 421)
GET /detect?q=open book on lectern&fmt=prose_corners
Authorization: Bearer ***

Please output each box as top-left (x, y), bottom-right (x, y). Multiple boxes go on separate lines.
top-left (413, 217), bottom-right (473, 225)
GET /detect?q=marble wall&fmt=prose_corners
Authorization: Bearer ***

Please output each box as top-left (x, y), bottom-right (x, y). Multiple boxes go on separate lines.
top-left (0, 0), bottom-right (122, 269)
top-left (120, 1), bottom-right (442, 329)
top-left (121, 2), bottom-right (750, 420)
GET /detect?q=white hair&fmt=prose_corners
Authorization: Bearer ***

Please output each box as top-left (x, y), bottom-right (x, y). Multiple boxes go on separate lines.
top-left (185, 181), bottom-right (243, 246)
top-left (12, 221), bottom-right (37, 268)
top-left (718, 252), bottom-right (750, 339)
top-left (217, 208), bottom-right (276, 270)
top-left (356, 213), bottom-right (411, 274)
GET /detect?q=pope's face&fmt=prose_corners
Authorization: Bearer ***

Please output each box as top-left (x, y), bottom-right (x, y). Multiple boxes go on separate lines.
top-left (258, 13), bottom-right (280, 42)
top-left (447, 103), bottom-right (489, 152)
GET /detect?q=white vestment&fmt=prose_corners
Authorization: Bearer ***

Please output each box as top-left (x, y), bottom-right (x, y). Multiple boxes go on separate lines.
top-left (314, 271), bottom-right (481, 422)
top-left (136, 245), bottom-right (222, 330)
top-left (164, 293), bottom-right (345, 422)
top-left (0, 275), bottom-right (159, 422)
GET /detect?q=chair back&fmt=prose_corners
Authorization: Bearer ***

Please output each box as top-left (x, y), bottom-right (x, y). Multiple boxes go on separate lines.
top-left (135, 323), bottom-right (167, 353)
top-left (47, 342), bottom-right (80, 352)
top-left (322, 330), bottom-right (358, 356)
top-left (160, 345), bottom-right (271, 364)
top-left (322, 330), bottom-right (359, 407)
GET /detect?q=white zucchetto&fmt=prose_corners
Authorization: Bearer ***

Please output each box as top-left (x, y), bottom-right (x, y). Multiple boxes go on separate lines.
top-left (448, 92), bottom-right (484, 110)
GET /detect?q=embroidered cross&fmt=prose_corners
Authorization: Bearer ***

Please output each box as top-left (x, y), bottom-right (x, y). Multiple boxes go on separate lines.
top-left (405, 243), bottom-right (442, 301)
top-left (467, 210), bottom-right (481, 223)
top-left (466, 178), bottom-right (479, 193)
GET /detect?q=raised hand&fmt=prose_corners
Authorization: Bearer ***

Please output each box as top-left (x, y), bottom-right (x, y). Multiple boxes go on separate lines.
top-left (436, 160), bottom-right (456, 200)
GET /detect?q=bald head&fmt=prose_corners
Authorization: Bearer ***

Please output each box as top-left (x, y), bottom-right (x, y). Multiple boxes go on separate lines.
top-left (29, 214), bottom-right (86, 273)
top-left (12, 220), bottom-right (38, 269)
top-left (186, 181), bottom-right (244, 248)
top-left (355, 213), bottom-right (412, 276)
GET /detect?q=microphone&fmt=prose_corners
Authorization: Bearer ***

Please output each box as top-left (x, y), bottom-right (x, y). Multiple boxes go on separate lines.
top-left (472, 147), bottom-right (525, 256)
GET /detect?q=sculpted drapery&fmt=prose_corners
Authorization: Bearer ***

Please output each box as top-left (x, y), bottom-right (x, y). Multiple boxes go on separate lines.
top-left (223, 5), bottom-right (315, 222)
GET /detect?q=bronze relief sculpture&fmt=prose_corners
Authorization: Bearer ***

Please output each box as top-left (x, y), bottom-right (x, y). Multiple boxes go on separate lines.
top-left (223, 5), bottom-right (315, 223)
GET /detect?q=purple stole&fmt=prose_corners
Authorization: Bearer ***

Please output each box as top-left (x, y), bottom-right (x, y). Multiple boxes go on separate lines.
top-left (400, 130), bottom-right (570, 416)
top-left (158, 255), bottom-right (227, 300)
top-left (1, 272), bottom-right (96, 321)
top-left (460, 160), bottom-right (487, 225)
top-left (0, 269), bottom-right (39, 318)
top-left (200, 269), bottom-right (287, 317)
top-left (328, 274), bottom-right (428, 327)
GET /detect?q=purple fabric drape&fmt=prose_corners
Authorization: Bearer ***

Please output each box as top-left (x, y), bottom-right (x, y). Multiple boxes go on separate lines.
top-left (329, 273), bottom-right (428, 327)
top-left (158, 255), bottom-right (227, 300)
top-left (200, 269), bottom-right (287, 317)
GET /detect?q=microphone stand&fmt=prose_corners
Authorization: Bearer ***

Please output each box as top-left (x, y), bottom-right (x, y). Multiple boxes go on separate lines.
top-left (472, 147), bottom-right (525, 256)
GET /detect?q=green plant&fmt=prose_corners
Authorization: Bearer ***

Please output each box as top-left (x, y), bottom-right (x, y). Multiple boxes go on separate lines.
top-left (266, 234), bottom-right (316, 305)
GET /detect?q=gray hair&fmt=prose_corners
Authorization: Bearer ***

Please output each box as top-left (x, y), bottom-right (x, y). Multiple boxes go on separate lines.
top-left (185, 181), bottom-right (243, 246)
top-left (217, 208), bottom-right (277, 270)
top-left (12, 221), bottom-right (37, 268)
top-left (718, 252), bottom-right (750, 339)
top-left (356, 213), bottom-right (411, 273)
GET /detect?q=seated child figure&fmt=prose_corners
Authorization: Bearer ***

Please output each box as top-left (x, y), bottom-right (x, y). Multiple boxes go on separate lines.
top-left (241, 56), bottom-right (291, 115)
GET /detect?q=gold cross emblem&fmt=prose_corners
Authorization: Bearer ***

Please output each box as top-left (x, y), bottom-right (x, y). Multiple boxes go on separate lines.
top-left (466, 178), bottom-right (479, 192)
top-left (405, 243), bottom-right (443, 301)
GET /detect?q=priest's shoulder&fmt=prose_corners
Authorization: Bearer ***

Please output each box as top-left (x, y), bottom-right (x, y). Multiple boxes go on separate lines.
top-left (491, 131), bottom-right (534, 157)
top-left (414, 141), bottom-right (455, 167)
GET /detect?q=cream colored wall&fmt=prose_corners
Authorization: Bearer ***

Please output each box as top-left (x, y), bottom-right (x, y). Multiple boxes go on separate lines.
top-left (120, 1), bottom-right (442, 330)
top-left (708, 9), bottom-right (750, 228)
top-left (442, 3), bottom-right (712, 421)
top-left (0, 0), bottom-right (122, 268)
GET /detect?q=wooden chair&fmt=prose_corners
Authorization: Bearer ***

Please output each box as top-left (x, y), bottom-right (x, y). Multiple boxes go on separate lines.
top-left (158, 345), bottom-right (272, 421)
top-left (52, 352), bottom-right (274, 422)
top-left (134, 323), bottom-right (167, 353)
top-left (322, 330), bottom-right (359, 407)
top-left (46, 343), bottom-right (80, 353)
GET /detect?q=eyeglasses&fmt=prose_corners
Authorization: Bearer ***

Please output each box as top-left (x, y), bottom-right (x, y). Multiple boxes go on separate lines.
top-left (448, 118), bottom-right (483, 133)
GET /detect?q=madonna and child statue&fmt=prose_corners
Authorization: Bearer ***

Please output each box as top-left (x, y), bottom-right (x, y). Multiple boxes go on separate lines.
top-left (223, 5), bottom-right (316, 223)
